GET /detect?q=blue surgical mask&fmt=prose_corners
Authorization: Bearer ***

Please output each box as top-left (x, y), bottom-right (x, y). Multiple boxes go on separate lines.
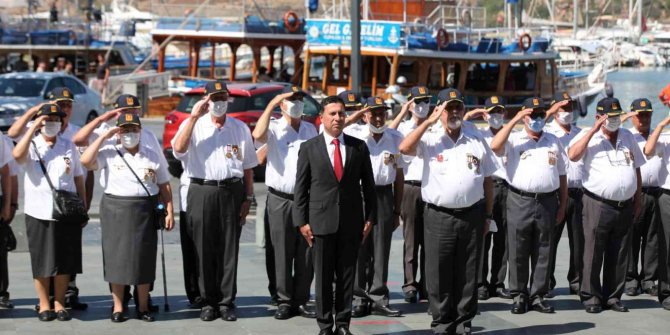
top-left (527, 117), bottom-right (545, 133)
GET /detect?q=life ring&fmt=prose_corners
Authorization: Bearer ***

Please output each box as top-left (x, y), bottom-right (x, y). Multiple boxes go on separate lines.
top-left (461, 9), bottom-right (472, 27)
top-left (283, 11), bottom-right (300, 33)
top-left (518, 33), bottom-right (532, 52)
top-left (436, 28), bottom-right (449, 49)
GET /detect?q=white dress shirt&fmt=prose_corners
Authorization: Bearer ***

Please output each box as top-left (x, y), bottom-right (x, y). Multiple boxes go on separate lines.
top-left (504, 130), bottom-right (568, 193)
top-left (544, 122), bottom-right (584, 188)
top-left (347, 126), bottom-right (406, 186)
top-left (630, 128), bottom-right (662, 188)
top-left (322, 131), bottom-right (347, 168)
top-left (649, 133), bottom-right (670, 190)
top-left (479, 127), bottom-right (508, 181)
top-left (96, 144), bottom-right (170, 197)
top-left (397, 119), bottom-right (443, 182)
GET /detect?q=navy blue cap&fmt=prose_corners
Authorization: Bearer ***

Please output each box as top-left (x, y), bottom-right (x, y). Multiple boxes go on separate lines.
top-left (114, 94), bottom-right (141, 109)
top-left (117, 112), bottom-right (142, 127)
top-left (281, 85), bottom-right (306, 99)
top-left (36, 103), bottom-right (66, 118)
top-left (550, 91), bottom-right (572, 105)
top-left (338, 90), bottom-right (363, 108)
top-left (630, 98), bottom-right (653, 113)
top-left (204, 81), bottom-right (229, 95)
top-left (48, 87), bottom-right (74, 102)
top-left (408, 86), bottom-right (431, 100)
top-left (521, 97), bottom-right (545, 111)
top-left (436, 88), bottom-right (464, 106)
top-left (364, 96), bottom-right (387, 110)
top-left (596, 97), bottom-right (623, 116)
top-left (485, 96), bottom-right (505, 111)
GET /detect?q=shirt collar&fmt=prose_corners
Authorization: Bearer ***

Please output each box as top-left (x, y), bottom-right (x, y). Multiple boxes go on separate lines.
top-left (204, 115), bottom-right (231, 131)
top-left (323, 131), bottom-right (345, 145)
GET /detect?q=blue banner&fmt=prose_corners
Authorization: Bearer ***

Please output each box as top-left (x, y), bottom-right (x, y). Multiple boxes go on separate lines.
top-left (305, 19), bottom-right (401, 48)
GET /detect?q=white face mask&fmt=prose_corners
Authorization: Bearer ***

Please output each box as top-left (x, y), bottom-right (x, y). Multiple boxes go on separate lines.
top-left (368, 123), bottom-right (386, 134)
top-left (487, 114), bottom-right (504, 129)
top-left (284, 100), bottom-right (304, 118)
top-left (42, 121), bottom-right (61, 137)
top-left (604, 116), bottom-right (621, 132)
top-left (209, 101), bottom-right (228, 117)
top-left (413, 102), bottom-right (430, 118)
top-left (121, 132), bottom-right (140, 149)
top-left (556, 111), bottom-right (574, 126)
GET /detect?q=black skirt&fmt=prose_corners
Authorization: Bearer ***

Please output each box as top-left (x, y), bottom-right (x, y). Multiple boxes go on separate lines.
top-left (100, 193), bottom-right (158, 285)
top-left (25, 215), bottom-right (82, 278)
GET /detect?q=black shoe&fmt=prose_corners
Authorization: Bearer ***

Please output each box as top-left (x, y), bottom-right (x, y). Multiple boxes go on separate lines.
top-left (569, 286), bottom-right (580, 295)
top-left (55, 309), bottom-right (71, 321)
top-left (530, 300), bottom-right (554, 313)
top-left (642, 286), bottom-right (658, 296)
top-left (607, 301), bottom-right (628, 312)
top-left (319, 329), bottom-right (334, 335)
top-left (336, 326), bottom-right (354, 335)
top-left (147, 295), bottom-right (159, 313)
top-left (200, 307), bottom-right (218, 321)
top-left (351, 303), bottom-right (369, 318)
top-left (0, 296), bottom-right (14, 309)
top-left (270, 295), bottom-right (279, 306)
top-left (38, 310), bottom-right (56, 321)
top-left (662, 297), bottom-right (670, 311)
top-left (137, 311), bottom-right (155, 322)
top-left (511, 300), bottom-right (527, 314)
top-left (418, 289), bottom-right (428, 301)
top-left (220, 306), bottom-right (237, 321)
top-left (274, 304), bottom-right (292, 320)
top-left (404, 290), bottom-right (417, 303)
top-left (624, 287), bottom-right (639, 296)
top-left (111, 311), bottom-right (126, 323)
top-left (585, 304), bottom-right (602, 314)
top-left (477, 287), bottom-right (489, 301)
top-left (65, 287), bottom-right (88, 311)
top-left (297, 304), bottom-right (316, 318)
top-left (493, 287), bottom-right (512, 299)
top-left (371, 304), bottom-right (402, 317)
top-left (188, 298), bottom-right (206, 309)
top-left (545, 290), bottom-right (555, 299)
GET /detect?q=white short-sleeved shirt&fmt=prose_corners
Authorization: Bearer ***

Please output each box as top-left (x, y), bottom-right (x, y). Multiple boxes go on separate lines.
top-left (504, 130), bottom-right (568, 193)
top-left (21, 135), bottom-right (84, 220)
top-left (0, 136), bottom-right (13, 197)
top-left (630, 128), bottom-right (662, 188)
top-left (570, 128), bottom-right (645, 201)
top-left (179, 160), bottom-right (189, 212)
top-left (413, 131), bottom-right (497, 208)
top-left (397, 119), bottom-right (444, 182)
top-left (544, 122), bottom-right (584, 188)
top-left (479, 127), bottom-right (508, 181)
top-left (260, 118), bottom-right (317, 194)
top-left (173, 116), bottom-right (258, 180)
top-left (96, 144), bottom-right (170, 197)
top-left (347, 127), bottom-right (406, 186)
top-left (656, 134), bottom-right (670, 190)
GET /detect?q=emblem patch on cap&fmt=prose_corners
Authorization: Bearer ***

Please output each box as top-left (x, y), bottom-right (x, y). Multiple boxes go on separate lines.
top-left (215, 83), bottom-right (222, 90)
top-left (375, 97), bottom-right (383, 104)
top-left (612, 102), bottom-right (619, 109)
top-left (418, 87), bottom-right (426, 94)
top-left (491, 96), bottom-right (499, 104)
top-left (563, 92), bottom-right (569, 100)
top-left (533, 98), bottom-right (539, 106)
top-left (640, 101), bottom-right (647, 107)
top-left (50, 105), bottom-right (57, 113)
top-left (125, 114), bottom-right (133, 121)
top-left (449, 91), bottom-right (457, 98)
top-left (292, 86), bottom-right (299, 92)
top-left (63, 90), bottom-right (70, 97)
top-left (126, 97), bottom-right (134, 105)
top-left (347, 93), bottom-right (355, 102)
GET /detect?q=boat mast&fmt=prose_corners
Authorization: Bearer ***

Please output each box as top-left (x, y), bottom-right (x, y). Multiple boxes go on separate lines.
top-left (572, 0), bottom-right (578, 38)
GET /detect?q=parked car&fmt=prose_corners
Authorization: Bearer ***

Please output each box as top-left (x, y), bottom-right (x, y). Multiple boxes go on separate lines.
top-left (0, 72), bottom-right (104, 130)
top-left (163, 82), bottom-right (322, 178)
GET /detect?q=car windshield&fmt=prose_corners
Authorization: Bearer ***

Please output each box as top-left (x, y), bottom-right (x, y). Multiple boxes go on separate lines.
top-left (0, 78), bottom-right (45, 97)
top-left (176, 94), bottom-right (250, 113)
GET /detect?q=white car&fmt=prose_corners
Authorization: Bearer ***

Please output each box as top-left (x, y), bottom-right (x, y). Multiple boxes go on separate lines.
top-left (0, 72), bottom-right (104, 130)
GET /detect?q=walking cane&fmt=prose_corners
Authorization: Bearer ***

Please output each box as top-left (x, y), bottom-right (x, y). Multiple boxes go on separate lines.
top-left (160, 217), bottom-right (170, 312)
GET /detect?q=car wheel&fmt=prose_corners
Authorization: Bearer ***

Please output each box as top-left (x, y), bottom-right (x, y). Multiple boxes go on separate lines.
top-left (86, 111), bottom-right (98, 124)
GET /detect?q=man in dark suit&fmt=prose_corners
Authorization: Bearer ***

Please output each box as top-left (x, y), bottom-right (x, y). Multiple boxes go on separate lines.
top-left (294, 95), bottom-right (377, 335)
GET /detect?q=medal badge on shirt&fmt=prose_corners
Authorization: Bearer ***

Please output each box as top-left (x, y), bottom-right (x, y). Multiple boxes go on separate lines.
top-left (548, 151), bottom-right (557, 166)
top-left (520, 150), bottom-right (530, 160)
top-left (226, 144), bottom-right (243, 160)
top-left (623, 149), bottom-right (633, 165)
top-left (143, 168), bottom-right (157, 184)
top-left (63, 157), bottom-right (71, 175)
top-left (383, 152), bottom-right (398, 167)
top-left (466, 154), bottom-right (481, 174)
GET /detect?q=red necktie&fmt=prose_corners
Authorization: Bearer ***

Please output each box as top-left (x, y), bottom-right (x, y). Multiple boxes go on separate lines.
top-left (332, 138), bottom-right (343, 181)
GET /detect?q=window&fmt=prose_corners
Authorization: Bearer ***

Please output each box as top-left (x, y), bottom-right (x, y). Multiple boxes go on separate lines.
top-left (44, 77), bottom-right (65, 97)
top-left (0, 78), bottom-right (46, 97)
top-left (62, 77), bottom-right (86, 94)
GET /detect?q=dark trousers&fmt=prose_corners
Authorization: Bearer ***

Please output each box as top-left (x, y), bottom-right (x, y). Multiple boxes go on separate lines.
top-left (549, 188), bottom-right (584, 291)
top-left (424, 202), bottom-right (484, 335)
top-left (268, 192), bottom-right (312, 307)
top-left (313, 229), bottom-right (360, 330)
top-left (355, 185), bottom-right (395, 306)
top-left (179, 210), bottom-right (200, 303)
top-left (580, 193), bottom-right (633, 306)
top-left (478, 181), bottom-right (508, 292)
top-left (264, 203), bottom-right (277, 301)
top-left (655, 193), bottom-right (670, 303)
top-left (187, 181), bottom-right (243, 308)
top-left (0, 247), bottom-right (7, 298)
top-left (401, 183), bottom-right (426, 295)
top-left (626, 190), bottom-right (659, 291)
top-left (506, 191), bottom-right (557, 303)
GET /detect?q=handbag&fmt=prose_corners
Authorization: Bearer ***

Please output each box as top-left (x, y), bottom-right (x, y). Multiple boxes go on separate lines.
top-left (115, 148), bottom-right (166, 230)
top-left (31, 141), bottom-right (89, 225)
top-left (0, 220), bottom-right (16, 252)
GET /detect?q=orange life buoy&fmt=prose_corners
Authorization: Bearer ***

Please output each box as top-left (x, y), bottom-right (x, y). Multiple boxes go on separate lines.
top-left (518, 33), bottom-right (532, 52)
top-left (436, 28), bottom-right (449, 49)
top-left (283, 11), bottom-right (300, 33)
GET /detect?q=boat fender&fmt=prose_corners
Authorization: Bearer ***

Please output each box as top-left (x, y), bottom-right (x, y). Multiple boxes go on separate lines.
top-left (284, 11), bottom-right (301, 33)
top-left (578, 95), bottom-right (588, 117)
top-left (519, 33), bottom-right (532, 52)
top-left (437, 28), bottom-right (449, 49)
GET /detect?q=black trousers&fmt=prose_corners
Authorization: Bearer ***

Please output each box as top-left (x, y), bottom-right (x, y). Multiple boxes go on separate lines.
top-left (187, 181), bottom-right (244, 308)
top-left (264, 203), bottom-right (277, 301)
top-left (506, 191), bottom-right (557, 303)
top-left (0, 244), bottom-right (7, 298)
top-left (424, 202), bottom-right (484, 335)
top-left (656, 192), bottom-right (670, 303)
top-left (313, 229), bottom-right (360, 331)
top-left (401, 183), bottom-right (426, 295)
top-left (626, 189), bottom-right (659, 291)
top-left (549, 188), bottom-right (584, 291)
top-left (354, 185), bottom-right (395, 306)
top-left (580, 193), bottom-right (633, 306)
top-left (478, 180), bottom-right (508, 292)
top-left (267, 192), bottom-right (312, 307)
top-left (179, 210), bottom-right (200, 303)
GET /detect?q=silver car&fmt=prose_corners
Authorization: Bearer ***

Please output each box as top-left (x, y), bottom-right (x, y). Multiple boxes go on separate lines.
top-left (0, 72), bottom-right (104, 130)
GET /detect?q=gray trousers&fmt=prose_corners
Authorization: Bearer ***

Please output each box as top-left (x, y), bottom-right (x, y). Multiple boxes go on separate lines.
top-left (549, 188), bottom-right (584, 291)
top-left (424, 201), bottom-right (484, 335)
top-left (656, 192), bottom-right (670, 303)
top-left (354, 185), bottom-right (395, 306)
top-left (267, 192), bottom-right (312, 307)
top-left (506, 191), bottom-right (557, 303)
top-left (478, 180), bottom-right (508, 291)
top-left (580, 193), bottom-right (633, 306)
top-left (626, 189), bottom-right (659, 291)
top-left (401, 183), bottom-right (426, 295)
top-left (179, 210), bottom-right (200, 303)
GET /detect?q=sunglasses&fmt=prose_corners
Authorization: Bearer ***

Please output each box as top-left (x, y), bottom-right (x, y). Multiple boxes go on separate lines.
top-left (414, 98), bottom-right (430, 104)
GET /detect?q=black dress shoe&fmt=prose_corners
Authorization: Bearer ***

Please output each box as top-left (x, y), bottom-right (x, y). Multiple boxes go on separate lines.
top-left (38, 310), bottom-right (56, 321)
top-left (336, 326), bottom-right (354, 335)
top-left (477, 287), bottom-right (489, 300)
top-left (493, 287), bottom-right (512, 299)
top-left (298, 304), bottom-right (317, 318)
top-left (624, 287), bottom-right (639, 296)
top-left (569, 286), bottom-right (580, 295)
top-left (351, 303), bottom-right (369, 318)
top-left (220, 306), bottom-right (237, 321)
top-left (404, 290), bottom-right (417, 303)
top-left (607, 301), bottom-right (629, 312)
top-left (530, 300), bottom-right (554, 313)
top-left (511, 300), bottom-right (527, 314)
top-left (111, 311), bottom-right (126, 323)
top-left (65, 287), bottom-right (88, 311)
top-left (56, 309), bottom-right (72, 321)
top-left (200, 307), bottom-right (218, 321)
top-left (147, 295), bottom-right (159, 312)
top-left (318, 329), bottom-right (334, 335)
top-left (188, 298), bottom-right (206, 309)
top-left (0, 296), bottom-right (14, 309)
top-left (274, 305), bottom-right (292, 320)
top-left (137, 311), bottom-right (155, 322)
top-left (585, 304), bottom-right (602, 313)
top-left (642, 286), bottom-right (658, 296)
top-left (371, 304), bottom-right (402, 317)
top-left (545, 290), bottom-right (555, 299)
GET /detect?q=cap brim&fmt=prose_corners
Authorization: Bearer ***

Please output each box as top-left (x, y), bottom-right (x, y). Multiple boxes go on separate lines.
top-left (632, 109), bottom-right (653, 113)
top-left (118, 122), bottom-right (141, 126)
top-left (345, 102), bottom-right (363, 108)
top-left (486, 105), bottom-right (505, 112)
top-left (443, 98), bottom-right (464, 104)
top-left (54, 97), bottom-right (74, 102)
top-left (604, 111), bottom-right (624, 117)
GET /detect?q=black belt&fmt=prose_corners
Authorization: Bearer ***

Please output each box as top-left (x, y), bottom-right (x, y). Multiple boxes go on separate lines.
top-left (375, 184), bottom-right (393, 191)
top-left (642, 186), bottom-right (660, 195)
top-left (508, 185), bottom-right (558, 199)
top-left (662, 188), bottom-right (670, 196)
top-left (583, 189), bottom-right (632, 208)
top-left (404, 180), bottom-right (421, 187)
top-left (268, 187), bottom-right (294, 201)
top-left (568, 188), bottom-right (583, 197)
top-left (426, 199), bottom-right (483, 216)
top-left (190, 177), bottom-right (242, 187)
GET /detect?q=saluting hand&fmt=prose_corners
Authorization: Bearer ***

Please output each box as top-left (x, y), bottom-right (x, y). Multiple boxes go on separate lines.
top-left (592, 114), bottom-right (608, 132)
top-left (32, 115), bottom-right (49, 130)
top-left (300, 224), bottom-right (314, 247)
top-left (361, 221), bottom-right (373, 245)
top-left (400, 98), bottom-right (414, 114)
top-left (101, 109), bottom-right (123, 122)
top-left (546, 100), bottom-right (569, 118)
top-left (270, 91), bottom-right (295, 106)
top-left (659, 115), bottom-right (670, 128)
top-left (191, 95), bottom-right (211, 119)
top-left (103, 127), bottom-right (121, 140)
top-left (464, 108), bottom-right (487, 121)
top-left (620, 111), bottom-right (638, 123)
top-left (427, 102), bottom-right (445, 125)
top-left (513, 108), bottom-right (533, 124)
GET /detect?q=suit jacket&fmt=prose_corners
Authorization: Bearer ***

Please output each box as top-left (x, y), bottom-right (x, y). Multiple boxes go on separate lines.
top-left (293, 133), bottom-right (377, 236)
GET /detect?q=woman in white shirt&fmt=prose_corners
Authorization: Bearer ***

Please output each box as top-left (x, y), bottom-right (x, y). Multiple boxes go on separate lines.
top-left (80, 112), bottom-right (174, 323)
top-left (12, 104), bottom-right (87, 322)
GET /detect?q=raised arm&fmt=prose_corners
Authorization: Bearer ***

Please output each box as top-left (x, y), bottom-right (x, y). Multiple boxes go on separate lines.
top-left (80, 127), bottom-right (120, 170)
top-left (643, 115), bottom-right (670, 156)
top-left (399, 103), bottom-right (445, 156)
top-left (389, 99), bottom-right (413, 129)
top-left (490, 108), bottom-right (532, 156)
top-left (568, 116), bottom-right (607, 162)
top-left (344, 107), bottom-right (369, 128)
top-left (544, 100), bottom-right (569, 122)
top-left (7, 103), bottom-right (45, 139)
top-left (173, 96), bottom-right (210, 154)
top-left (72, 109), bottom-right (122, 146)
top-left (13, 116), bottom-right (47, 165)
top-left (252, 92), bottom-right (293, 143)
top-left (463, 108), bottom-right (487, 121)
